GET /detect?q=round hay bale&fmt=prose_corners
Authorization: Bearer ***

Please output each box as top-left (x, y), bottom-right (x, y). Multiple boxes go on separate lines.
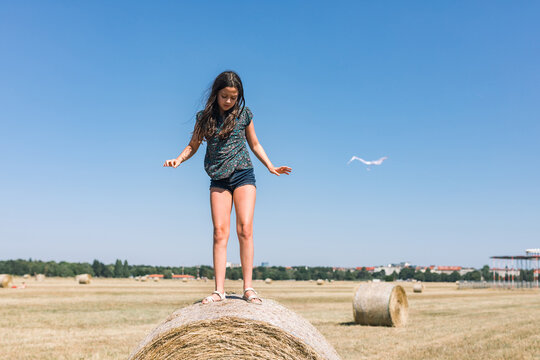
top-left (77, 274), bottom-right (92, 284)
top-left (140, 276), bottom-right (148, 282)
top-left (153, 277), bottom-right (160, 282)
top-left (0, 274), bottom-right (13, 288)
top-left (316, 279), bottom-right (324, 285)
top-left (413, 283), bottom-right (423, 293)
top-left (129, 297), bottom-right (341, 360)
top-left (265, 278), bottom-right (273, 284)
top-left (35, 274), bottom-right (45, 282)
top-left (353, 283), bottom-right (408, 327)
top-left (135, 276), bottom-right (140, 281)
top-left (23, 274), bottom-right (30, 279)
top-left (182, 278), bottom-right (188, 283)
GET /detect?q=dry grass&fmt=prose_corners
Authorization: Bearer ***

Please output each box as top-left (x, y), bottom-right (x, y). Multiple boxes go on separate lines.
top-left (0, 277), bottom-right (539, 359)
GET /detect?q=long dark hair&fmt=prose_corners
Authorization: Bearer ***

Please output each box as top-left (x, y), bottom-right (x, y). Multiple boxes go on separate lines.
top-left (193, 71), bottom-right (245, 142)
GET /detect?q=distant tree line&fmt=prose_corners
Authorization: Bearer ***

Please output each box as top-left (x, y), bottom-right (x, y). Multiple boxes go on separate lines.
top-left (1, 259), bottom-right (535, 282)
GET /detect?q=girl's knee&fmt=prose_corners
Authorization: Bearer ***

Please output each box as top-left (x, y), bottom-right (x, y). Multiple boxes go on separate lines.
top-left (213, 226), bottom-right (230, 242)
top-left (237, 223), bottom-right (253, 240)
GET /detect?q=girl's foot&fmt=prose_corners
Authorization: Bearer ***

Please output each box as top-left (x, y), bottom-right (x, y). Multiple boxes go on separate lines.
top-left (243, 288), bottom-right (262, 304)
top-left (202, 290), bottom-right (226, 304)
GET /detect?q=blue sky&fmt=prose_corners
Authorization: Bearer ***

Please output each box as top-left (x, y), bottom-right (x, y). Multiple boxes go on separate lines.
top-left (1, 1), bottom-right (539, 268)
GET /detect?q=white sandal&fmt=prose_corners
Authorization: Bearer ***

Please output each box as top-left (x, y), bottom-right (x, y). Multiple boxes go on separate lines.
top-left (202, 290), bottom-right (226, 304)
top-left (243, 287), bottom-right (262, 304)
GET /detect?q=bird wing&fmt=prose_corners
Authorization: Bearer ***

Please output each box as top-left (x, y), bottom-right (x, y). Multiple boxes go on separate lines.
top-left (348, 156), bottom-right (370, 165)
top-left (347, 156), bottom-right (358, 165)
top-left (372, 156), bottom-right (388, 165)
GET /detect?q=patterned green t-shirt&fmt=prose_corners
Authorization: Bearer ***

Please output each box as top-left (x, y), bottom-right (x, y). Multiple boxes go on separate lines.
top-left (197, 107), bottom-right (254, 180)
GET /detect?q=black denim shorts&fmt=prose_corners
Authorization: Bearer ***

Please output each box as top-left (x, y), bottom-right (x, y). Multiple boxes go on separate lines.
top-left (210, 168), bottom-right (256, 193)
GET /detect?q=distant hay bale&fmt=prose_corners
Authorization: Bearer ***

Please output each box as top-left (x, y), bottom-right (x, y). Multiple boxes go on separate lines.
top-left (77, 274), bottom-right (92, 284)
top-left (0, 275), bottom-right (13, 288)
top-left (182, 278), bottom-right (188, 283)
top-left (140, 276), bottom-right (148, 282)
top-left (265, 278), bottom-right (273, 284)
top-left (135, 276), bottom-right (140, 281)
top-left (35, 274), bottom-right (45, 282)
top-left (129, 297), bottom-right (341, 360)
top-left (353, 283), bottom-right (408, 327)
top-left (23, 274), bottom-right (30, 279)
top-left (413, 283), bottom-right (424, 293)
top-left (317, 279), bottom-right (324, 285)
top-left (153, 277), bottom-right (160, 282)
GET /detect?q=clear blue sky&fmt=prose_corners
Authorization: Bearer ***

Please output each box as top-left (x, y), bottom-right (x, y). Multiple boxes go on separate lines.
top-left (1, 1), bottom-right (539, 268)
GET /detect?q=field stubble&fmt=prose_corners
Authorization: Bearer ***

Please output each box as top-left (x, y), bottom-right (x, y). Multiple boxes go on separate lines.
top-left (0, 278), bottom-right (538, 359)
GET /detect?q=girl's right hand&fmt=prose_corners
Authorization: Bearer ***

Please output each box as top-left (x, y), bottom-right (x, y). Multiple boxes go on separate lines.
top-left (163, 159), bottom-right (180, 168)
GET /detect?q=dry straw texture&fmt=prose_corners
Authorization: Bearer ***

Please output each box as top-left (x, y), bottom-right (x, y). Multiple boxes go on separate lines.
top-left (129, 296), bottom-right (341, 360)
top-left (265, 278), bottom-right (273, 284)
top-left (316, 279), bottom-right (324, 285)
top-left (76, 274), bottom-right (92, 285)
top-left (353, 282), bottom-right (408, 327)
top-left (0, 274), bottom-right (13, 288)
top-left (413, 283), bottom-right (424, 293)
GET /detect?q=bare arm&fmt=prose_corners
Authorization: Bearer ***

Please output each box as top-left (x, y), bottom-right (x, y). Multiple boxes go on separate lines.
top-left (163, 133), bottom-right (202, 168)
top-left (245, 121), bottom-right (291, 176)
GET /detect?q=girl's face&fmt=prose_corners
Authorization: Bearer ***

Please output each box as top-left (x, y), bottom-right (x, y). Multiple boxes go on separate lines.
top-left (217, 87), bottom-right (238, 113)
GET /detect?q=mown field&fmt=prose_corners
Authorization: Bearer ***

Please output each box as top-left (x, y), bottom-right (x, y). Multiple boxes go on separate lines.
top-left (0, 277), bottom-right (539, 359)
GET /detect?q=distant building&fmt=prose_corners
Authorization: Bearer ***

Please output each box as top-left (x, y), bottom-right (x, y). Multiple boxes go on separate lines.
top-left (356, 267), bottom-right (375, 272)
top-left (226, 262), bottom-right (241, 268)
top-left (415, 266), bottom-right (435, 273)
top-left (261, 262), bottom-right (269, 267)
top-left (374, 265), bottom-right (402, 276)
top-left (147, 274), bottom-right (164, 279)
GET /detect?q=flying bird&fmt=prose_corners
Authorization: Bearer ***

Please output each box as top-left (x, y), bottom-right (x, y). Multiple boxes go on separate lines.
top-left (347, 156), bottom-right (388, 170)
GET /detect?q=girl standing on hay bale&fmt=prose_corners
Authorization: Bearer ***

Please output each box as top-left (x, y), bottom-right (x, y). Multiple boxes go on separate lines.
top-left (164, 71), bottom-right (291, 304)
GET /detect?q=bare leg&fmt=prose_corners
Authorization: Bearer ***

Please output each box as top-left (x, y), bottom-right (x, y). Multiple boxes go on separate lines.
top-left (203, 187), bottom-right (233, 303)
top-left (233, 184), bottom-right (260, 302)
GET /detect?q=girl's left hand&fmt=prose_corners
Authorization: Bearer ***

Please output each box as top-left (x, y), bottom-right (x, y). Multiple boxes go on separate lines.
top-left (269, 166), bottom-right (292, 176)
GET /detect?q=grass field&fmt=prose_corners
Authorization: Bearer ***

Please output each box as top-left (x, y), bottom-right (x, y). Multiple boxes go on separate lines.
top-left (0, 277), bottom-right (539, 359)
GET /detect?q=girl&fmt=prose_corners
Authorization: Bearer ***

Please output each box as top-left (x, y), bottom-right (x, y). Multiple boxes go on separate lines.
top-left (163, 71), bottom-right (291, 304)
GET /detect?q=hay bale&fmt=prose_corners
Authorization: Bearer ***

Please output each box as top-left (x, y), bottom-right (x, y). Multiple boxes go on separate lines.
top-left (153, 277), bottom-right (160, 282)
top-left (129, 297), bottom-right (341, 360)
top-left (353, 283), bottom-right (408, 327)
top-left (0, 274), bottom-right (13, 288)
top-left (413, 283), bottom-right (423, 293)
top-left (23, 274), bottom-right (30, 279)
top-left (265, 278), bottom-right (273, 284)
top-left (316, 279), bottom-right (324, 285)
top-left (77, 274), bottom-right (92, 284)
top-left (140, 276), bottom-right (148, 282)
top-left (182, 278), bottom-right (188, 283)
top-left (35, 274), bottom-right (45, 282)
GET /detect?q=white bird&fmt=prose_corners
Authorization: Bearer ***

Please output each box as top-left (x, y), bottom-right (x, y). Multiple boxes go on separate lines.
top-left (347, 156), bottom-right (388, 170)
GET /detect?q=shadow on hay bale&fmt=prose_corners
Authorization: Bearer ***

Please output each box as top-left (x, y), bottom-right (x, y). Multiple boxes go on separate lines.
top-left (76, 274), bottom-right (92, 284)
top-left (353, 283), bottom-right (408, 327)
top-left (129, 296), bottom-right (341, 360)
top-left (413, 283), bottom-right (424, 293)
top-left (0, 274), bottom-right (13, 288)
